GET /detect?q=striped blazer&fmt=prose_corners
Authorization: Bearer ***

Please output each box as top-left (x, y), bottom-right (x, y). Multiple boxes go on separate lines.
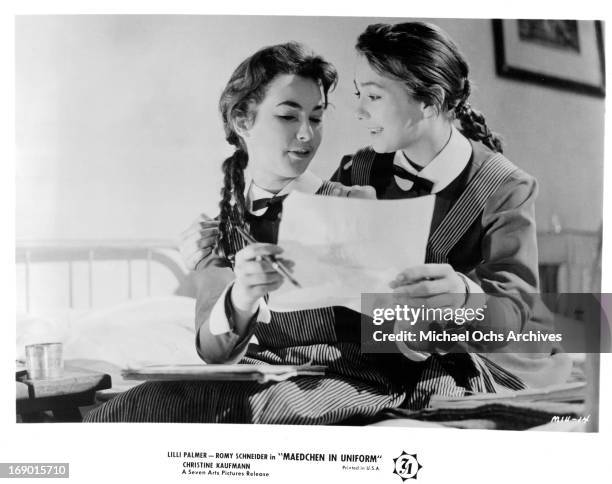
top-left (331, 140), bottom-right (569, 388)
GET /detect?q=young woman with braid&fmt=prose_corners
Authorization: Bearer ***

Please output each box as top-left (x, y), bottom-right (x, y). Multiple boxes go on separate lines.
top-left (90, 25), bottom-right (570, 423)
top-left (329, 21), bottom-right (570, 397)
top-left (183, 22), bottom-right (570, 409)
top-left (85, 42), bottom-right (395, 424)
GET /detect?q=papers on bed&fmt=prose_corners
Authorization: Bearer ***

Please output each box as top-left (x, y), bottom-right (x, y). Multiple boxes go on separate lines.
top-left (122, 364), bottom-right (327, 384)
top-left (428, 382), bottom-right (587, 409)
top-left (268, 191), bottom-right (435, 312)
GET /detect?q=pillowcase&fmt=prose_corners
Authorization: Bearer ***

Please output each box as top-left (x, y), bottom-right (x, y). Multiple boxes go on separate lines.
top-left (63, 296), bottom-right (202, 368)
top-left (17, 296), bottom-right (202, 369)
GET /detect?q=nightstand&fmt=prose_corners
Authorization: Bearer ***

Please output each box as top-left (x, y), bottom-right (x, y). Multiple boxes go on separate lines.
top-left (17, 365), bottom-right (112, 422)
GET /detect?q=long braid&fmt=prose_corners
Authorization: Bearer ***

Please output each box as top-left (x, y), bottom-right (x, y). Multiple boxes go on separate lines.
top-left (231, 149), bottom-right (248, 225)
top-left (217, 149), bottom-right (248, 258)
top-left (455, 79), bottom-right (504, 153)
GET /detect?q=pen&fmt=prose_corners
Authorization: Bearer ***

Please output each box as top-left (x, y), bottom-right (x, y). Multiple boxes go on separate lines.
top-left (235, 226), bottom-right (302, 288)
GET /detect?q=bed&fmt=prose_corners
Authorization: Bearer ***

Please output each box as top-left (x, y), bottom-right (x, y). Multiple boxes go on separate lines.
top-left (15, 239), bottom-right (203, 398)
top-left (15, 235), bottom-right (600, 429)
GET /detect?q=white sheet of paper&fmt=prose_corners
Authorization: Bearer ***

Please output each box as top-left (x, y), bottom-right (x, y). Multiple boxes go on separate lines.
top-left (268, 191), bottom-right (435, 312)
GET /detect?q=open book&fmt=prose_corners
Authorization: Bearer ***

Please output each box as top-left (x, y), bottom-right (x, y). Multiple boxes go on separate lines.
top-left (122, 364), bottom-right (327, 384)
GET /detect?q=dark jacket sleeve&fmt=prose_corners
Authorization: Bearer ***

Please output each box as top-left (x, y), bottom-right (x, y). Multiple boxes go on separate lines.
top-left (329, 154), bottom-right (353, 185)
top-left (467, 168), bottom-right (554, 350)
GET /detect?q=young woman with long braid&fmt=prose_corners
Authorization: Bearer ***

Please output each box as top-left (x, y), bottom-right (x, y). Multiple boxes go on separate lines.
top-left (85, 42), bottom-right (398, 424)
top-left (182, 21), bottom-right (571, 411)
top-left (330, 22), bottom-right (570, 399)
top-left (90, 24), bottom-right (571, 423)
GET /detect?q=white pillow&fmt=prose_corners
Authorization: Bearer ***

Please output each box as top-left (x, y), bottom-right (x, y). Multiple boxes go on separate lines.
top-left (16, 309), bottom-right (80, 361)
top-left (63, 296), bottom-right (203, 368)
top-left (17, 296), bottom-right (203, 369)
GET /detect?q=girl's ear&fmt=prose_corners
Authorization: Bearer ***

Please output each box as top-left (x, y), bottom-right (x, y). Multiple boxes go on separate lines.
top-left (232, 116), bottom-right (252, 138)
top-left (422, 85), bottom-right (445, 119)
top-left (422, 103), bottom-right (437, 119)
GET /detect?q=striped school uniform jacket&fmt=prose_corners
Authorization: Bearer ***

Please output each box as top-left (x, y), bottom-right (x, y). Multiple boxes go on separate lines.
top-left (188, 173), bottom-right (531, 420)
top-left (84, 158), bottom-right (557, 424)
top-left (86, 181), bottom-right (421, 423)
top-left (331, 140), bottom-right (570, 389)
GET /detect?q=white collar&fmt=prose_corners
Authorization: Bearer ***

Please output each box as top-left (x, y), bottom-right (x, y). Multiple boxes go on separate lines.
top-left (244, 170), bottom-right (323, 215)
top-left (393, 125), bottom-right (472, 194)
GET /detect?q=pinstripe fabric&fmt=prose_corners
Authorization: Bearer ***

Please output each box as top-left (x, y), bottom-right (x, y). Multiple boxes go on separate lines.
top-left (349, 148), bottom-right (376, 186)
top-left (426, 154), bottom-right (515, 263)
top-left (317, 180), bottom-right (340, 196)
top-left (401, 354), bottom-right (525, 411)
top-left (472, 354), bottom-right (525, 391)
top-left (409, 152), bottom-right (527, 407)
top-left (84, 172), bottom-right (525, 424)
top-left (86, 179), bottom-right (405, 424)
top-left (349, 147), bottom-right (528, 411)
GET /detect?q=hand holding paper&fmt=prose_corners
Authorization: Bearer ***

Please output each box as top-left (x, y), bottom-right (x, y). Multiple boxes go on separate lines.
top-left (268, 191), bottom-right (435, 312)
top-left (390, 263), bottom-right (467, 310)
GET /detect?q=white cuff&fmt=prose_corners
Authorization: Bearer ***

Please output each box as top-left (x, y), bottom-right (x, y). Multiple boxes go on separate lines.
top-left (457, 272), bottom-right (485, 308)
top-left (209, 282), bottom-right (271, 335)
top-left (257, 298), bottom-right (271, 324)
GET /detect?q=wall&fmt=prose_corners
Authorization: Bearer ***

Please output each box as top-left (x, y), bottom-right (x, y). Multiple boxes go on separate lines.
top-left (15, 16), bottom-right (605, 241)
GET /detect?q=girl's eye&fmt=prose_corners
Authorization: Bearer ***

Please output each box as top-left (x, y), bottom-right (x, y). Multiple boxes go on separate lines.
top-left (277, 115), bottom-right (297, 121)
top-left (309, 118), bottom-right (322, 125)
top-left (367, 94), bottom-right (381, 101)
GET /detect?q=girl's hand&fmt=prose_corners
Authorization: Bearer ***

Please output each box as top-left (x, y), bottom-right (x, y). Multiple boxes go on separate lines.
top-left (231, 243), bottom-right (294, 313)
top-left (389, 263), bottom-right (466, 310)
top-left (179, 214), bottom-right (220, 270)
top-left (329, 182), bottom-right (377, 199)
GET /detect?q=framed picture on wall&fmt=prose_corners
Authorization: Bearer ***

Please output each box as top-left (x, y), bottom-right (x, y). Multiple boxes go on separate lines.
top-left (492, 19), bottom-right (605, 97)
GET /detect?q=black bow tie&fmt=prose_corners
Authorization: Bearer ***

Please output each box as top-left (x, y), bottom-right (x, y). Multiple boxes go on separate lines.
top-left (392, 164), bottom-right (434, 195)
top-left (251, 194), bottom-right (288, 212)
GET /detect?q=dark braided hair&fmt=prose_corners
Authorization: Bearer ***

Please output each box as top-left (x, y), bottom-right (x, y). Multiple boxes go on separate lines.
top-left (356, 22), bottom-right (503, 153)
top-left (216, 42), bottom-right (337, 257)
